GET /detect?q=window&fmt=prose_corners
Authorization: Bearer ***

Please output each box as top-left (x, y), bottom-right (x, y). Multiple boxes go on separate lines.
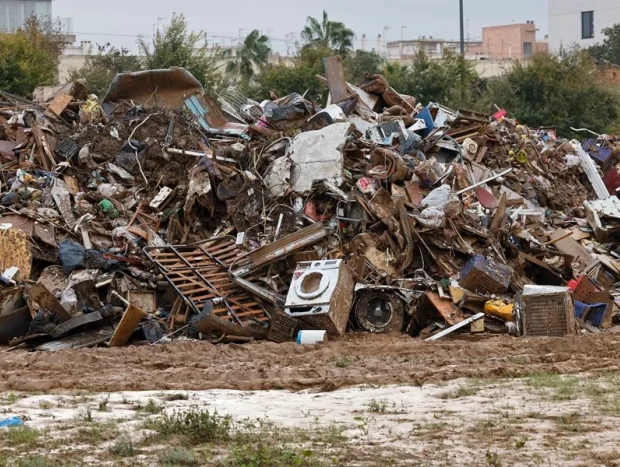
top-left (523, 42), bottom-right (533, 58)
top-left (582, 11), bottom-right (594, 39)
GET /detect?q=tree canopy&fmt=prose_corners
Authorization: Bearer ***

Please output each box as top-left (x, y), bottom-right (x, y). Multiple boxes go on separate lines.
top-left (589, 23), bottom-right (620, 65)
top-left (0, 17), bottom-right (64, 97)
top-left (383, 50), bottom-right (481, 109)
top-left (69, 44), bottom-right (143, 98)
top-left (301, 10), bottom-right (355, 55)
top-left (138, 13), bottom-right (223, 92)
top-left (483, 50), bottom-right (620, 138)
top-left (226, 29), bottom-right (271, 80)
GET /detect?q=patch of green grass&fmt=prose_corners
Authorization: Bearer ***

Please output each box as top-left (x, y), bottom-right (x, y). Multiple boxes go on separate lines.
top-left (147, 407), bottom-right (232, 444)
top-left (15, 457), bottom-right (58, 467)
top-left (333, 356), bottom-right (352, 368)
top-left (4, 426), bottom-right (40, 446)
top-left (226, 442), bottom-right (318, 467)
top-left (438, 380), bottom-right (482, 399)
top-left (514, 437), bottom-right (527, 449)
top-left (526, 373), bottom-right (580, 401)
top-left (472, 418), bottom-right (499, 438)
top-left (139, 399), bottom-right (163, 414)
top-left (555, 413), bottom-right (585, 433)
top-left (73, 419), bottom-right (120, 445)
top-left (110, 437), bottom-right (137, 458)
top-left (367, 398), bottom-right (389, 413)
top-left (365, 398), bottom-right (407, 415)
top-left (79, 408), bottom-right (93, 422)
top-left (159, 447), bottom-right (198, 466)
top-left (314, 424), bottom-right (348, 445)
top-left (485, 450), bottom-right (502, 467)
top-left (98, 395), bottom-right (110, 412)
top-left (0, 393), bottom-right (23, 406)
top-left (598, 394), bottom-right (620, 414)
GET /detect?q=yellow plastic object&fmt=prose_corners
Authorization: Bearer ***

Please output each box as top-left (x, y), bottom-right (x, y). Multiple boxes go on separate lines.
top-left (484, 300), bottom-right (513, 322)
top-left (516, 150), bottom-right (528, 164)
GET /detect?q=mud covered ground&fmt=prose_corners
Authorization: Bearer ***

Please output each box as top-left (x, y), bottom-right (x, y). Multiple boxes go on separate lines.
top-left (2, 332), bottom-right (620, 393)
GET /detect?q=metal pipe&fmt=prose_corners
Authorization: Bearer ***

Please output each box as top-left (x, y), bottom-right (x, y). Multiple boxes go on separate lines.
top-left (456, 168), bottom-right (513, 196)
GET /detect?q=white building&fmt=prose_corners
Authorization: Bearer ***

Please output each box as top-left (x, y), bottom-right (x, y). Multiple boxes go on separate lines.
top-left (549, 0), bottom-right (620, 51)
top-left (0, 0), bottom-right (51, 31)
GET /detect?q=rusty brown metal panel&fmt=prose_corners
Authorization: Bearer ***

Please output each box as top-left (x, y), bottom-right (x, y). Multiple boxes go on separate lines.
top-left (102, 67), bottom-right (204, 110)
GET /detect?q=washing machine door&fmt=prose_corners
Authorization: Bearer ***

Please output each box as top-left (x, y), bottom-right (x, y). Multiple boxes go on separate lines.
top-left (294, 271), bottom-right (331, 300)
top-left (355, 290), bottom-right (405, 333)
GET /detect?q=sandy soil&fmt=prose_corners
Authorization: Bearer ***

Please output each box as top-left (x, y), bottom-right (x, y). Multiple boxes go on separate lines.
top-left (2, 332), bottom-right (620, 393)
top-left (4, 374), bottom-right (620, 466)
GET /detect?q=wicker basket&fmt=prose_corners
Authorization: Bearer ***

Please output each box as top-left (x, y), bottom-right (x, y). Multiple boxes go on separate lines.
top-left (522, 286), bottom-right (575, 337)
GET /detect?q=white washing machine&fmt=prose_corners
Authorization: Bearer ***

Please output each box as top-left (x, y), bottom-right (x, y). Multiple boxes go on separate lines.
top-left (284, 259), bottom-right (355, 336)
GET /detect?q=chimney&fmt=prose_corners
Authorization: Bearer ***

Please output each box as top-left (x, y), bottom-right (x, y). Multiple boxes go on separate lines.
top-left (361, 34), bottom-right (367, 51)
top-left (376, 34), bottom-right (383, 56)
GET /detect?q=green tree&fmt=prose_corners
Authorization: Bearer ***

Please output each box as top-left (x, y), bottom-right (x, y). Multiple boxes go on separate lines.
top-left (69, 44), bottom-right (143, 97)
top-left (344, 50), bottom-right (384, 83)
top-left (383, 50), bottom-right (481, 109)
top-left (138, 13), bottom-right (224, 92)
top-left (589, 23), bottom-right (620, 65)
top-left (226, 29), bottom-right (271, 80)
top-left (0, 16), bottom-right (64, 97)
top-left (301, 10), bottom-right (355, 55)
top-left (483, 50), bottom-right (620, 138)
top-left (253, 44), bottom-right (334, 103)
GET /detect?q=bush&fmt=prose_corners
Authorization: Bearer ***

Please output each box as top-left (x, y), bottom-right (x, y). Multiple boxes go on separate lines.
top-left (69, 44), bottom-right (143, 98)
top-left (483, 50), bottom-right (620, 138)
top-left (149, 407), bottom-right (232, 444)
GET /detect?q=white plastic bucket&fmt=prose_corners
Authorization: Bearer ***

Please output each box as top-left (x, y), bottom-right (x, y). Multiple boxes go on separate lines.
top-left (296, 330), bottom-right (328, 345)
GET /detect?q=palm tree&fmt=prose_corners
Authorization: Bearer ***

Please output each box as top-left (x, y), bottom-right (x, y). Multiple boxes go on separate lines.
top-left (301, 10), bottom-right (355, 54)
top-left (226, 29), bottom-right (271, 79)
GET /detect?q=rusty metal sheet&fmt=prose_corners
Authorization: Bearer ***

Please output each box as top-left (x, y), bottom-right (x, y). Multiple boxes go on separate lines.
top-left (323, 56), bottom-right (348, 104)
top-left (144, 237), bottom-right (270, 327)
top-left (35, 329), bottom-right (112, 352)
top-left (102, 67), bottom-right (204, 112)
top-left (50, 311), bottom-right (103, 339)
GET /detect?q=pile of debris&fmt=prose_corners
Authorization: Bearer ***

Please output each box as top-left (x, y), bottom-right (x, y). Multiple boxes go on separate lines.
top-left (2, 59), bottom-right (620, 351)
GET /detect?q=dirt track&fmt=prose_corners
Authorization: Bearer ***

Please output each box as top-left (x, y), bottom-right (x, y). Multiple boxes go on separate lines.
top-left (2, 333), bottom-right (620, 393)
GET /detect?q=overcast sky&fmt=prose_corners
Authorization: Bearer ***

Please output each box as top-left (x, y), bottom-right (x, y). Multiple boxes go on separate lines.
top-left (53, 0), bottom-right (549, 54)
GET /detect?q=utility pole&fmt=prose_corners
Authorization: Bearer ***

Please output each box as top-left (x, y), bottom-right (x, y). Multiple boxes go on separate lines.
top-left (401, 25), bottom-right (407, 60)
top-left (383, 25), bottom-right (391, 59)
top-left (459, 0), bottom-right (465, 55)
